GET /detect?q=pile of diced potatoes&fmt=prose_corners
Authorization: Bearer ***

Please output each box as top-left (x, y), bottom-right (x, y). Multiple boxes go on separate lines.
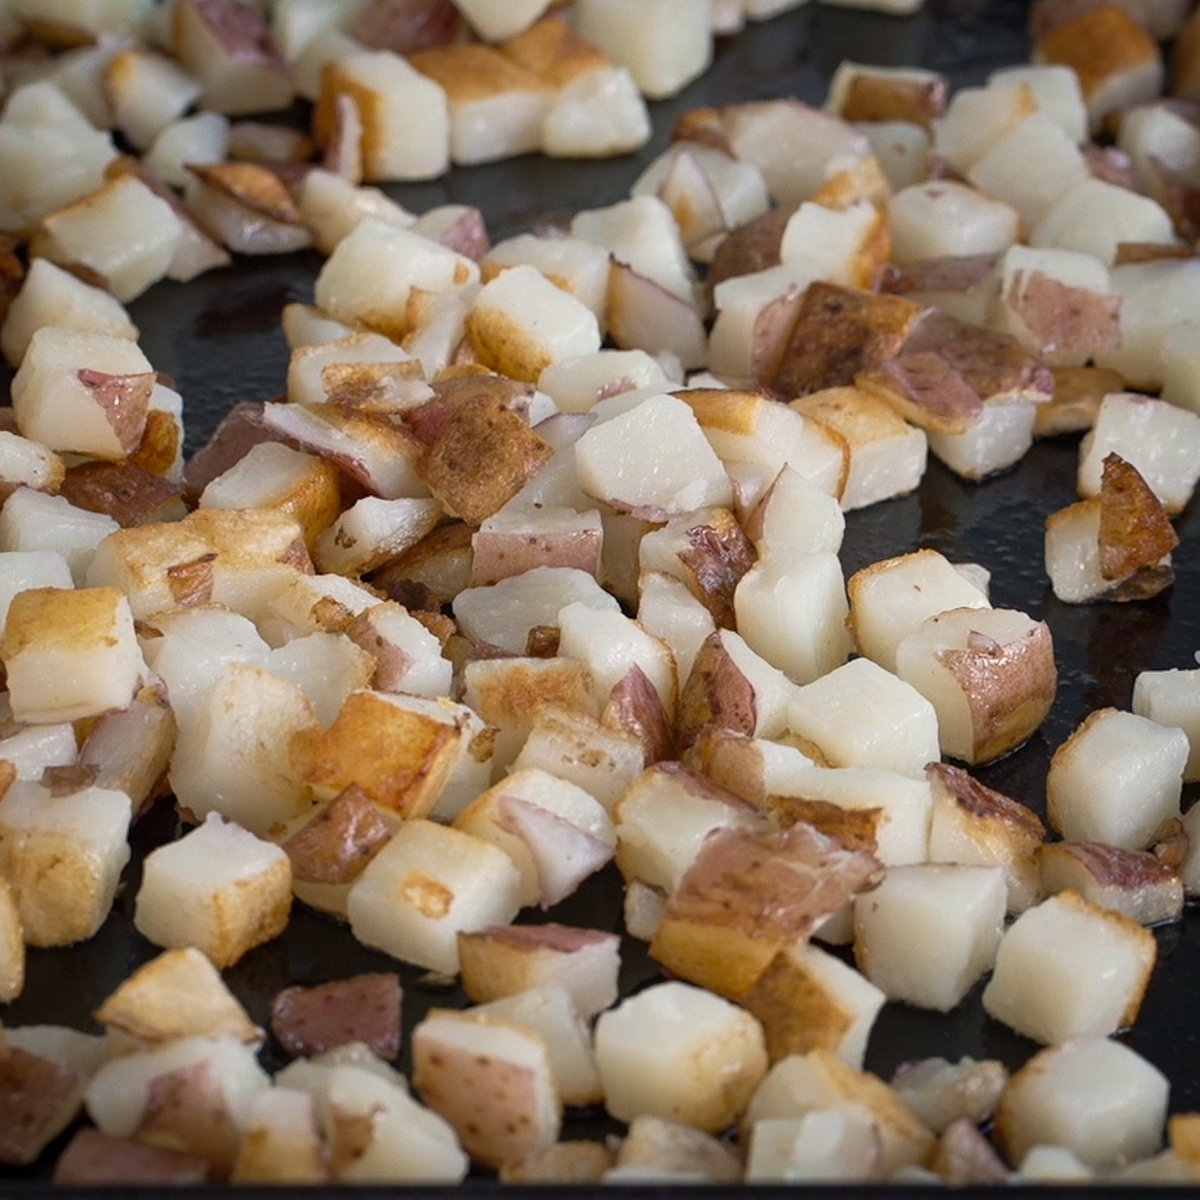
top-left (4, 0), bottom-right (1200, 1185)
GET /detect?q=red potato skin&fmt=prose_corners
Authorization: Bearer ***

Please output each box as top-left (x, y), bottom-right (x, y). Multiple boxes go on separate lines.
top-left (53, 1130), bottom-right (208, 1185)
top-left (270, 972), bottom-right (402, 1060)
top-left (0, 1049), bottom-right (82, 1166)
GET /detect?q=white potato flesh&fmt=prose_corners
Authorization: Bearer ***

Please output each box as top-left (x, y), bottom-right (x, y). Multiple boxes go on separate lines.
top-left (966, 113), bottom-right (1088, 230)
top-left (987, 64), bottom-right (1086, 140)
top-left (263, 633), bottom-right (374, 729)
top-left (888, 180), bottom-right (1019, 265)
top-left (595, 980), bottom-right (767, 1131)
top-left (298, 170), bottom-right (415, 255)
top-left (891, 1056), bottom-right (1009, 1135)
top-left (1, 586), bottom-right (143, 725)
top-left (453, 566), bottom-right (620, 654)
top-left (1079, 390), bottom-right (1200, 517)
top-left (471, 986), bottom-right (601, 1108)
top-left (83, 1034), bottom-right (269, 1142)
top-left (0, 488), bottom-right (119, 584)
top-left (0, 82), bottom-right (117, 233)
top-left (894, 606), bottom-right (1055, 764)
top-left (931, 81), bottom-right (1037, 174)
top-left (1047, 707), bottom-right (1187, 849)
top-left (614, 763), bottom-right (764, 894)
top-left (854, 864), bottom-right (1006, 1012)
top-left (106, 46), bottom-right (203, 151)
top-left (468, 264), bottom-right (602, 383)
top-left (744, 1051), bottom-right (935, 1177)
top-left (346, 602), bottom-right (453, 700)
top-left (1043, 498), bottom-right (1107, 604)
top-left (1132, 667), bottom-right (1200, 781)
top-left (143, 109), bottom-right (230, 189)
top-left (259, 571), bottom-right (385, 645)
top-left (313, 219), bottom-right (479, 341)
top-left (778, 200), bottom-right (883, 289)
top-left (486, 235), bottom-right (612, 323)
top-left (35, 174), bottom-right (183, 302)
top-left (452, 0), bottom-right (552, 41)
top-left (168, 662), bottom-right (318, 834)
top-left (0, 780), bottom-right (132, 947)
top-left (982, 890), bottom-right (1157, 1043)
top-left (285, 330), bottom-right (418, 408)
top-left (720, 99), bottom-right (871, 208)
top-left (542, 66), bottom-right (652, 159)
top-left (315, 496), bottom-right (442, 577)
top-left (1030, 178), bottom-right (1176, 265)
top-left (788, 656), bottom-right (939, 778)
top-left (733, 550), bottom-right (851, 687)
top-left (571, 194), bottom-right (694, 304)
top-left (1117, 103), bottom-right (1200, 201)
top-left (927, 400), bottom-right (1039, 481)
top-left (453, 767), bottom-right (615, 908)
top-left (859, 121), bottom-right (931, 191)
top-left (134, 813), bottom-right (292, 968)
top-left (1159, 319), bottom-right (1200, 416)
top-left (747, 466), bottom-right (845, 555)
top-left (558, 601), bottom-right (676, 712)
top-left (1094, 259), bottom-right (1200, 392)
top-left (0, 432), bottom-right (65, 496)
top-left (574, 0), bottom-right (712, 100)
top-left (745, 1110), bottom-right (883, 1182)
top-left (995, 1036), bottom-right (1168, 1171)
top-left (0, 719), bottom-right (76, 782)
top-left (12, 325), bottom-right (154, 461)
top-left (347, 819), bottom-right (523, 975)
top-left (574, 392), bottom-right (733, 515)
top-left (281, 302), bottom-right (358, 351)
top-left (1, 257), bottom-right (137, 368)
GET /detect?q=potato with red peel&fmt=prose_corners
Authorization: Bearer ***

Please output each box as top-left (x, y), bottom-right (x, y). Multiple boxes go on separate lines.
top-left (894, 606), bottom-right (1057, 765)
top-left (53, 1129), bottom-right (209, 1185)
top-left (270, 973), bottom-right (402, 1061)
top-left (1037, 840), bottom-right (1183, 926)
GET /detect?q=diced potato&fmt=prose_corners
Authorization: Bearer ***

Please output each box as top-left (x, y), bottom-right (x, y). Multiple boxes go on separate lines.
top-left (0, 876), bottom-right (24, 1001)
top-left (0, 779), bottom-right (131, 947)
top-left (574, 0), bottom-right (712, 100)
top-left (1133, 667), bottom-right (1200, 781)
top-left (894, 606), bottom-right (1056, 764)
top-left (1, 586), bottom-right (143, 724)
top-left (412, 1007), bottom-right (561, 1168)
top-left (744, 1050), bottom-right (936, 1177)
top-left (745, 1109), bottom-right (883, 1183)
top-left (608, 1113), bottom-right (742, 1183)
top-left (1036, 841), bottom-right (1183, 926)
top-left (981, 890), bottom-right (1157, 1043)
top-left (347, 818), bottom-right (523, 975)
top-left (594, 980), bottom-right (767, 1131)
top-left (741, 941), bottom-right (886, 1068)
top-left (994, 1036), bottom-right (1168, 1170)
top-left (925, 762), bottom-right (1045, 913)
top-left (230, 1088), bottom-right (329, 1184)
top-left (891, 1056), bottom-right (1008, 1136)
top-left (1047, 707), bottom-right (1187, 850)
top-left (847, 548), bottom-right (990, 672)
top-left (1030, 178), bottom-right (1175, 266)
top-left (134, 813), bottom-right (292, 968)
top-left (787, 656), bottom-right (939, 779)
top-left (888, 180), bottom-right (1019, 265)
top-left (94, 947), bottom-right (262, 1048)
top-left (854, 864), bottom-right (1007, 1012)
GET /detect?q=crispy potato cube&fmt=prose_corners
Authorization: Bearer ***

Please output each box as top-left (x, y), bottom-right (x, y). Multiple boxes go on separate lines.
top-left (1036, 841), bottom-right (1184, 927)
top-left (744, 1049), bottom-right (935, 1176)
top-left (11, 326), bottom-right (154, 461)
top-left (891, 1056), bottom-right (1008, 1135)
top-left (744, 1109), bottom-right (883, 1183)
top-left (595, 980), bottom-right (767, 1132)
top-left (982, 890), bottom-right (1157, 1044)
top-left (926, 762), bottom-right (1045, 913)
top-left (457, 923), bottom-right (620, 1017)
top-left (994, 1036), bottom-right (1168, 1170)
top-left (651, 823), bottom-right (881, 1000)
top-left (1047, 707), bottom-right (1187, 850)
top-left (315, 50), bottom-right (449, 181)
top-left (787, 656), bottom-right (939, 779)
top-left (467, 265), bottom-right (601, 384)
top-left (854, 864), bottom-right (1007, 1012)
top-left (292, 689), bottom-right (468, 820)
top-left (134, 813), bottom-right (292, 968)
top-left (888, 181), bottom-right (1018, 266)
top-left (741, 941), bottom-right (886, 1068)
top-left (95, 947), bottom-right (261, 1049)
top-left (608, 1113), bottom-right (742, 1183)
top-left (0, 780), bottom-right (131, 947)
top-left (1, 586), bottom-right (143, 724)
top-left (347, 818), bottom-right (523, 975)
